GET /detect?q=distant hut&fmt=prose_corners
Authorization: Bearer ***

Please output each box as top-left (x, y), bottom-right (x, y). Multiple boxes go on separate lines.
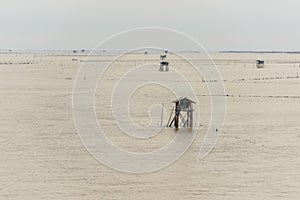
top-left (159, 61), bottom-right (169, 71)
top-left (167, 97), bottom-right (195, 128)
top-left (160, 54), bottom-right (167, 60)
top-left (159, 54), bottom-right (169, 71)
top-left (256, 60), bottom-right (264, 68)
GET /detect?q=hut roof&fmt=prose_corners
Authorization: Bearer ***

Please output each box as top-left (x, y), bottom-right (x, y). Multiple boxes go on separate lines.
top-left (160, 61), bottom-right (169, 65)
top-left (172, 97), bottom-right (196, 104)
top-left (256, 60), bottom-right (264, 63)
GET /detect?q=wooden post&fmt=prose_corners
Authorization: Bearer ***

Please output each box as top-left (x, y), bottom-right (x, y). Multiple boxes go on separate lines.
top-left (175, 101), bottom-right (179, 128)
top-left (190, 110), bottom-right (193, 127)
top-left (175, 112), bottom-right (179, 128)
top-left (167, 106), bottom-right (174, 127)
top-left (190, 104), bottom-right (193, 127)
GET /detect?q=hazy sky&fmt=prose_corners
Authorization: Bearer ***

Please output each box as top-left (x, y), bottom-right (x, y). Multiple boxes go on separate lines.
top-left (1, 0), bottom-right (300, 51)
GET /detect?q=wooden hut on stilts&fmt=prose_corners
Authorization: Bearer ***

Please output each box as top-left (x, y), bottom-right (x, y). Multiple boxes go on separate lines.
top-left (167, 97), bottom-right (195, 129)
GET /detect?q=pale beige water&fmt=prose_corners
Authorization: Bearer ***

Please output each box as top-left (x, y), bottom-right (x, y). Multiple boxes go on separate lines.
top-left (1, 52), bottom-right (300, 199)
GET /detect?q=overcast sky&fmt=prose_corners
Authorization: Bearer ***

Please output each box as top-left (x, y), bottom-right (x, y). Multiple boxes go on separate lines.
top-left (1, 0), bottom-right (300, 51)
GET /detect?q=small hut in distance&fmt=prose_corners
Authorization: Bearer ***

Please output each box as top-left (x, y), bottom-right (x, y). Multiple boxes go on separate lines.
top-left (256, 60), bottom-right (264, 68)
top-left (159, 61), bottom-right (169, 71)
top-left (167, 97), bottom-right (195, 129)
top-left (159, 54), bottom-right (169, 71)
